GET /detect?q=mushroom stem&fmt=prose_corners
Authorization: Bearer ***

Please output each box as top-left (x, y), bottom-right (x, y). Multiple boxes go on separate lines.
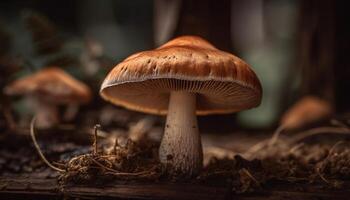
top-left (159, 91), bottom-right (203, 176)
top-left (35, 100), bottom-right (59, 129)
top-left (63, 103), bottom-right (79, 121)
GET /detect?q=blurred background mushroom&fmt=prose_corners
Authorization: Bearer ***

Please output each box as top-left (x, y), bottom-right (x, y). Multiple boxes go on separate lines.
top-left (280, 96), bottom-right (333, 130)
top-left (4, 67), bottom-right (91, 129)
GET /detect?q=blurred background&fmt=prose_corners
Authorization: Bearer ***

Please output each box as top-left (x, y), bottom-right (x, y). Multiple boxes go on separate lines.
top-left (0, 0), bottom-right (349, 133)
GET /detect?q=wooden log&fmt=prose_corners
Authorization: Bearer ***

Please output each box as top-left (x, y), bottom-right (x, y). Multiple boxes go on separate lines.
top-left (1, 177), bottom-right (350, 200)
top-left (0, 177), bottom-right (229, 200)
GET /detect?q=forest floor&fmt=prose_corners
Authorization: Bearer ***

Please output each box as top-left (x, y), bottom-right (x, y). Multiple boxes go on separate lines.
top-left (1, 118), bottom-right (350, 199)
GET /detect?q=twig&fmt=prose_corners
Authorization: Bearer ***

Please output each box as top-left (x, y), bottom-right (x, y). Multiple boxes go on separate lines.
top-left (113, 137), bottom-right (118, 155)
top-left (99, 155), bottom-right (120, 158)
top-left (128, 117), bottom-right (155, 142)
top-left (87, 127), bottom-right (108, 138)
top-left (241, 168), bottom-right (260, 186)
top-left (327, 141), bottom-right (345, 157)
top-left (30, 117), bottom-right (65, 172)
top-left (268, 125), bottom-right (285, 147)
top-left (288, 143), bottom-right (305, 154)
top-left (91, 158), bottom-right (152, 176)
top-left (316, 141), bottom-right (344, 185)
top-left (330, 119), bottom-right (349, 128)
top-left (289, 127), bottom-right (350, 144)
top-left (317, 169), bottom-right (330, 184)
top-left (244, 125), bottom-right (350, 160)
top-left (204, 146), bottom-right (236, 158)
top-left (93, 124), bottom-right (101, 155)
top-left (244, 125), bottom-right (285, 158)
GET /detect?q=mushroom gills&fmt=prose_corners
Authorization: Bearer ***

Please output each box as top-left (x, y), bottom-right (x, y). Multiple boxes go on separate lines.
top-left (159, 91), bottom-right (203, 176)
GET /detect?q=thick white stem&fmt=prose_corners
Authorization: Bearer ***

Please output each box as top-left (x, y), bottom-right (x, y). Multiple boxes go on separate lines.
top-left (159, 91), bottom-right (203, 176)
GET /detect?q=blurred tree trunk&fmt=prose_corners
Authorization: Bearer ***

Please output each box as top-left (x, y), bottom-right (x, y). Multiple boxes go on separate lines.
top-left (298, 0), bottom-right (335, 103)
top-left (298, 0), bottom-right (350, 112)
top-left (174, 0), bottom-right (232, 51)
top-left (333, 1), bottom-right (350, 112)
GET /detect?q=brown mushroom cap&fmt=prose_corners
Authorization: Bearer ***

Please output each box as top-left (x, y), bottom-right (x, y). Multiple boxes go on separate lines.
top-left (4, 67), bottom-right (92, 104)
top-left (100, 36), bottom-right (262, 115)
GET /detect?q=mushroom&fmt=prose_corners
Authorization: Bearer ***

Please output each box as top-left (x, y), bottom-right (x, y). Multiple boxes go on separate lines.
top-left (281, 95), bottom-right (333, 130)
top-left (4, 67), bottom-right (91, 128)
top-left (100, 36), bottom-right (262, 177)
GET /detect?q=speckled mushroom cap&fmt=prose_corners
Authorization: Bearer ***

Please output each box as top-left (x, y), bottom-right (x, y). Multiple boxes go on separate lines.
top-left (100, 36), bottom-right (262, 115)
top-left (4, 67), bottom-right (92, 104)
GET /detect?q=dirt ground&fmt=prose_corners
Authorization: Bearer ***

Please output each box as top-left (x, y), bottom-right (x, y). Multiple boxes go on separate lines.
top-left (1, 115), bottom-right (350, 199)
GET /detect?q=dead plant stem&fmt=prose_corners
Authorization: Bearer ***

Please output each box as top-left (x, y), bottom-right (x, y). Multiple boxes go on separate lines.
top-left (30, 117), bottom-right (65, 173)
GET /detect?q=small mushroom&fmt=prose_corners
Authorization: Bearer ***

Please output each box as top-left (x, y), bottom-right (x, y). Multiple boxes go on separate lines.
top-left (281, 95), bottom-right (333, 130)
top-left (100, 36), bottom-right (262, 177)
top-left (4, 67), bottom-right (91, 128)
